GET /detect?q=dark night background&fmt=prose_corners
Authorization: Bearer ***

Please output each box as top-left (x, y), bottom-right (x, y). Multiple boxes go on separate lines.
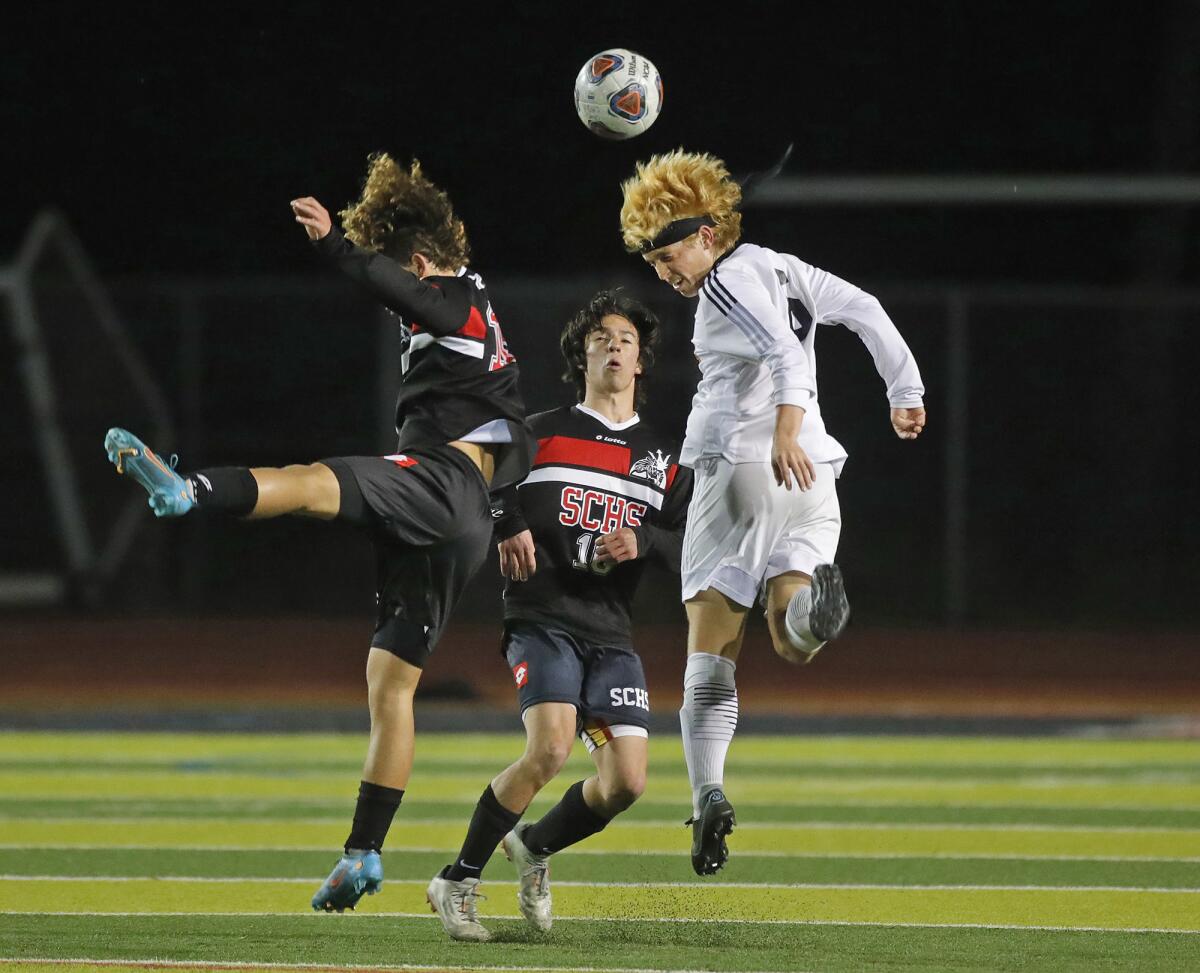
top-left (1, 2), bottom-right (1197, 632)
top-left (5, 3), bottom-right (1197, 281)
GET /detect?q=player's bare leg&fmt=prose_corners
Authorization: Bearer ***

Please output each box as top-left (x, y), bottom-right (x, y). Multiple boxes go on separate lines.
top-left (429, 703), bottom-right (576, 940)
top-left (313, 647), bottom-right (420, 912)
top-left (766, 571), bottom-right (817, 664)
top-left (246, 463), bottom-right (341, 519)
top-left (491, 703), bottom-right (578, 811)
top-left (105, 427), bottom-right (342, 521)
top-left (584, 733), bottom-right (647, 816)
top-left (685, 588), bottom-right (750, 661)
top-left (501, 731), bottom-right (646, 932)
top-left (681, 589), bottom-right (747, 874)
top-left (361, 648), bottom-right (422, 789)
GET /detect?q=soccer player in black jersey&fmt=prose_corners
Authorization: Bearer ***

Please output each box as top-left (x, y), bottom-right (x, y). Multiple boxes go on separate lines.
top-left (103, 153), bottom-right (531, 913)
top-left (426, 291), bottom-right (693, 941)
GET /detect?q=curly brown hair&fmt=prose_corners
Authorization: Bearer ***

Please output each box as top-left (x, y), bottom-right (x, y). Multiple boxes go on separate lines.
top-left (339, 153), bottom-right (470, 268)
top-left (560, 290), bottom-right (660, 408)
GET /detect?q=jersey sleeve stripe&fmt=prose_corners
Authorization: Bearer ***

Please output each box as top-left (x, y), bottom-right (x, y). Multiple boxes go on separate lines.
top-left (703, 273), bottom-right (774, 354)
top-left (709, 272), bottom-right (776, 348)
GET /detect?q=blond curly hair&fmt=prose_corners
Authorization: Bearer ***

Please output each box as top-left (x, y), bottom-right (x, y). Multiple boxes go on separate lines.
top-left (339, 153), bottom-right (470, 268)
top-left (619, 149), bottom-right (743, 254)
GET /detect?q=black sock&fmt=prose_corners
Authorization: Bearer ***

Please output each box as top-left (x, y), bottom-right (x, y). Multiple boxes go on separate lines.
top-left (187, 467), bottom-right (258, 516)
top-left (444, 784), bottom-right (522, 881)
top-left (345, 780), bottom-right (404, 853)
top-left (521, 779), bottom-right (610, 857)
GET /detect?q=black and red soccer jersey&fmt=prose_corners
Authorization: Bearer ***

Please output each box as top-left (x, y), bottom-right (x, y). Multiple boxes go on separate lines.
top-left (314, 226), bottom-right (529, 484)
top-left (492, 404), bottom-right (693, 645)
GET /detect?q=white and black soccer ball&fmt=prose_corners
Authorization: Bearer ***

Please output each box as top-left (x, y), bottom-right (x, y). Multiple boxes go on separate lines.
top-left (573, 48), bottom-right (662, 140)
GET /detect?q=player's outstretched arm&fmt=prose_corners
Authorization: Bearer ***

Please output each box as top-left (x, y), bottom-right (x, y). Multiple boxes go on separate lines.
top-left (807, 266), bottom-right (926, 427)
top-left (290, 197), bottom-right (471, 335)
top-left (891, 406), bottom-right (926, 440)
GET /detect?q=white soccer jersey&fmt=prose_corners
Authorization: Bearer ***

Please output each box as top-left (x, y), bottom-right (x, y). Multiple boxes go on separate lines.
top-left (683, 243), bottom-right (925, 470)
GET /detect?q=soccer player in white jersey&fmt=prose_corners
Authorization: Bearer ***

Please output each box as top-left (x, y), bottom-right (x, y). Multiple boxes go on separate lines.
top-left (620, 150), bottom-right (926, 874)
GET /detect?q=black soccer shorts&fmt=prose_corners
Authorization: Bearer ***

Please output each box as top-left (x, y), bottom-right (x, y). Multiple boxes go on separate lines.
top-left (323, 445), bottom-right (492, 668)
top-left (502, 621), bottom-right (650, 746)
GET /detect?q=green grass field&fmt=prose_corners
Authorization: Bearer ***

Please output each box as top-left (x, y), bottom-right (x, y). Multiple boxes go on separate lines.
top-left (0, 731), bottom-right (1197, 972)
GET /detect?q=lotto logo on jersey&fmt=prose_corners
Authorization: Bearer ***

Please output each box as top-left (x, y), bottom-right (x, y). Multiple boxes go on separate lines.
top-left (383, 454), bottom-right (419, 468)
top-left (512, 661), bottom-right (529, 688)
top-left (559, 486), bottom-right (648, 532)
top-left (609, 687), bottom-right (649, 710)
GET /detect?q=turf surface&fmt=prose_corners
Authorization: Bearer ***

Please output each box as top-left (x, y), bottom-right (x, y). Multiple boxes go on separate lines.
top-left (0, 731), bottom-right (1197, 971)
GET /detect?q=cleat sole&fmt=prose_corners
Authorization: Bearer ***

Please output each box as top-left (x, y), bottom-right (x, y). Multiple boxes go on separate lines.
top-left (809, 564), bottom-right (850, 642)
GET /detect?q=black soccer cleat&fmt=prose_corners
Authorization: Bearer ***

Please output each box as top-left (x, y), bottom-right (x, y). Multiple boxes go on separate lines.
top-left (688, 786), bottom-right (736, 876)
top-left (808, 563), bottom-right (850, 642)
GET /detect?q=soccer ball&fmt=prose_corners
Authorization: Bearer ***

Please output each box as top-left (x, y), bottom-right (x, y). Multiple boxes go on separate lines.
top-left (573, 49), bottom-right (662, 140)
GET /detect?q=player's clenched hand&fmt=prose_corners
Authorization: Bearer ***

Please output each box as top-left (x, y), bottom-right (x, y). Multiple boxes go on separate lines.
top-left (497, 530), bottom-right (537, 582)
top-left (891, 406), bottom-right (926, 440)
top-left (595, 528), bottom-right (638, 564)
top-left (290, 197), bottom-right (332, 241)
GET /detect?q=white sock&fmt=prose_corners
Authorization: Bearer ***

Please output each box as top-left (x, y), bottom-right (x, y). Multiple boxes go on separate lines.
top-left (679, 652), bottom-right (738, 817)
top-left (784, 586), bottom-right (825, 657)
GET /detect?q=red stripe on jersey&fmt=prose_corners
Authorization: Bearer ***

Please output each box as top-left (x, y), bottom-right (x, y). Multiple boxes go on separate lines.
top-left (534, 436), bottom-right (631, 476)
top-left (459, 305), bottom-right (487, 339)
top-left (407, 304), bottom-right (486, 340)
top-left (666, 464), bottom-right (679, 490)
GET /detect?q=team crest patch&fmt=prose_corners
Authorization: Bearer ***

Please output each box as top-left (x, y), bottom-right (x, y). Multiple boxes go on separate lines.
top-left (629, 449), bottom-right (670, 488)
top-left (512, 661), bottom-right (529, 687)
top-left (384, 454), bottom-right (419, 468)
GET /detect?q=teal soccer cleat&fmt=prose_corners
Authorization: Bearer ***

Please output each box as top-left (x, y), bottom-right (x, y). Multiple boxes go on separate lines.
top-left (311, 850), bottom-right (383, 912)
top-left (104, 427), bottom-right (195, 518)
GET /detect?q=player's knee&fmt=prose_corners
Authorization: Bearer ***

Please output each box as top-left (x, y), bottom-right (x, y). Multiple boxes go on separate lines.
top-left (285, 462), bottom-right (339, 512)
top-left (522, 737), bottom-right (572, 786)
top-left (365, 651), bottom-right (421, 709)
top-left (599, 767), bottom-right (645, 812)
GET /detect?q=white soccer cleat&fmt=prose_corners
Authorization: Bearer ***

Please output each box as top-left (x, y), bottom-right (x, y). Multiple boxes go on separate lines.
top-left (503, 826), bottom-right (552, 931)
top-left (426, 870), bottom-right (490, 942)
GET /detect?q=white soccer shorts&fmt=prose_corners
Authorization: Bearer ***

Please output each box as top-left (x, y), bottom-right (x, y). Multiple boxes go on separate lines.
top-left (681, 458), bottom-right (841, 607)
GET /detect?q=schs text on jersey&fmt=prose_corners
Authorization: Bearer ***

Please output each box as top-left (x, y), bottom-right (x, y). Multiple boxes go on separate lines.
top-left (558, 486), bottom-right (648, 533)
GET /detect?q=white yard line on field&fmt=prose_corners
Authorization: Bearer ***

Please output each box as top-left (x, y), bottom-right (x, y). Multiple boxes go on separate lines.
top-left (0, 957), bottom-right (809, 973)
top-left (4, 816), bottom-right (1200, 833)
top-left (1, 913), bottom-right (1198, 935)
top-left (2, 875), bottom-right (1199, 894)
top-left (0, 844), bottom-right (1196, 863)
